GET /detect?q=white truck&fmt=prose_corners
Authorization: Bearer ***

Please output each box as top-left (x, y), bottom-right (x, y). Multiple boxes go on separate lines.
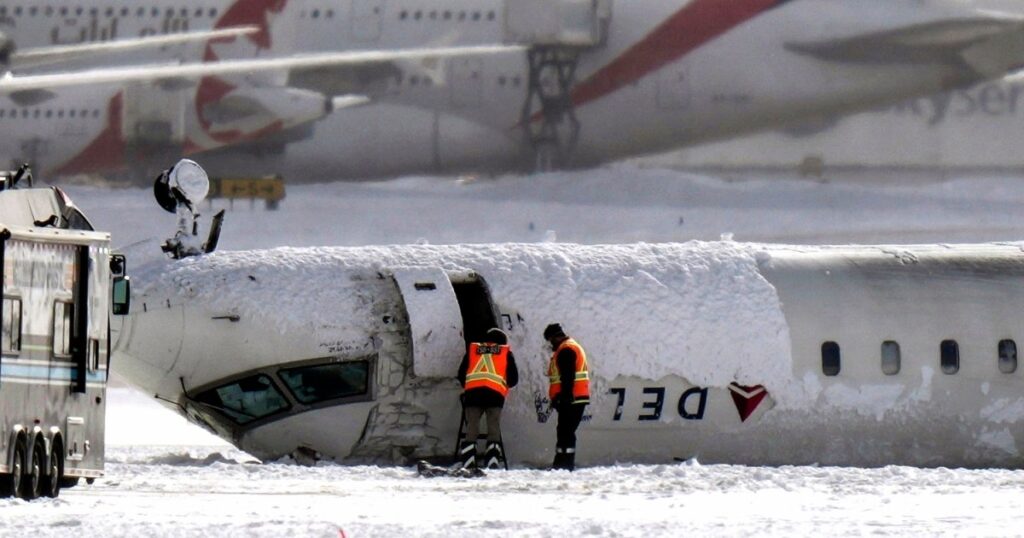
top-left (0, 168), bottom-right (129, 499)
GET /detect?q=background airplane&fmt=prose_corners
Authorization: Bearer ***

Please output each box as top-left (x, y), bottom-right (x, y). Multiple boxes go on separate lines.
top-left (2, 0), bottom-right (1024, 181)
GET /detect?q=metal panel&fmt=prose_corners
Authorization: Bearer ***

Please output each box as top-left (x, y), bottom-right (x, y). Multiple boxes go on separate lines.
top-left (449, 57), bottom-right (483, 108)
top-left (351, 0), bottom-right (385, 42)
top-left (657, 68), bottom-right (690, 110)
top-left (390, 267), bottom-right (464, 378)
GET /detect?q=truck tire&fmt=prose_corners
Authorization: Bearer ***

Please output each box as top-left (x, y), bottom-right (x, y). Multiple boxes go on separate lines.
top-left (43, 441), bottom-right (62, 498)
top-left (0, 440), bottom-right (24, 498)
top-left (20, 440), bottom-right (43, 500)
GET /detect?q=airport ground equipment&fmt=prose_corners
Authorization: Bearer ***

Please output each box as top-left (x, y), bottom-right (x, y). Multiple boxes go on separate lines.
top-left (0, 169), bottom-right (130, 499)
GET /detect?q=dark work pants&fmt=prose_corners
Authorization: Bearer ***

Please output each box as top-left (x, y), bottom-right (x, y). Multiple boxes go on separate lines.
top-left (555, 403), bottom-right (586, 450)
top-left (465, 406), bottom-right (502, 443)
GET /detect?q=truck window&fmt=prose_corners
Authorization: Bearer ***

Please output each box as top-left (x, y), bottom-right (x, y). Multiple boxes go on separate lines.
top-left (52, 301), bottom-right (73, 358)
top-left (194, 374), bottom-right (290, 425)
top-left (2, 297), bottom-right (20, 353)
top-left (278, 360), bottom-right (370, 405)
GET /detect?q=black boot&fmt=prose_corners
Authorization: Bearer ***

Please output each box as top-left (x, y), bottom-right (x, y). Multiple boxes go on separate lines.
top-left (458, 440), bottom-right (477, 469)
top-left (564, 447), bottom-right (576, 471)
top-left (484, 442), bottom-right (505, 470)
top-left (551, 447), bottom-right (567, 470)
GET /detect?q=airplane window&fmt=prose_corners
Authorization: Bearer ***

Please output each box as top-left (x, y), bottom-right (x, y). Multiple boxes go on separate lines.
top-left (487, 11), bottom-right (495, 20)
top-left (940, 340), bottom-right (959, 374)
top-left (76, 7), bottom-right (83, 16)
top-left (2, 297), bottom-right (22, 354)
top-left (28, 6), bottom-right (36, 16)
top-left (999, 339), bottom-right (1017, 374)
top-left (92, 109), bottom-right (99, 118)
top-left (278, 360), bottom-right (370, 405)
top-left (137, 7), bottom-right (144, 16)
top-left (32, 109), bottom-right (39, 118)
top-left (458, 11), bottom-right (466, 21)
top-left (60, 7), bottom-right (67, 16)
top-left (326, 9), bottom-right (333, 18)
top-left (57, 110), bottom-right (63, 118)
top-left (45, 110), bottom-right (52, 118)
top-left (443, 10), bottom-right (451, 20)
top-left (121, 7), bottom-right (128, 16)
top-left (881, 341), bottom-right (900, 375)
top-left (13, 7), bottom-right (20, 17)
top-left (399, 10), bottom-right (407, 20)
top-left (105, 7), bottom-right (113, 16)
top-left (88, 7), bottom-right (96, 16)
top-left (194, 7), bottom-right (203, 17)
top-left (79, 109), bottom-right (87, 117)
top-left (0, 110), bottom-right (5, 118)
top-left (165, 8), bottom-right (173, 17)
top-left (0, 7), bottom-right (6, 16)
top-left (311, 9), bottom-right (319, 19)
top-left (20, 109), bottom-right (26, 118)
top-left (821, 341), bottom-right (840, 376)
top-left (180, 8), bottom-right (187, 17)
top-left (498, 76), bottom-right (506, 86)
top-left (472, 11), bottom-right (480, 21)
top-left (429, 10), bottom-right (436, 20)
top-left (194, 374), bottom-right (290, 425)
top-left (69, 110), bottom-right (76, 118)
top-left (209, 8), bottom-right (218, 18)
top-left (413, 10), bottom-right (421, 20)
top-left (44, 6), bottom-right (53, 16)
top-left (151, 8), bottom-right (159, 17)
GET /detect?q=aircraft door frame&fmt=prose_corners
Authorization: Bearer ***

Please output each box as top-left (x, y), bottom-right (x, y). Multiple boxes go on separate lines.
top-left (351, 0), bottom-right (385, 42)
top-left (390, 267), bottom-right (465, 378)
top-left (449, 57), bottom-right (484, 109)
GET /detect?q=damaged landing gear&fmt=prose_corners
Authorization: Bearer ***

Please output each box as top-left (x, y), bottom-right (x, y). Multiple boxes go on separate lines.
top-left (153, 159), bottom-right (225, 259)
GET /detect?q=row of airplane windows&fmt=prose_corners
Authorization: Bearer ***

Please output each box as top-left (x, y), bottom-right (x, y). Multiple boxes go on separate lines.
top-left (398, 9), bottom-right (497, 22)
top-left (0, 5), bottom-right (220, 18)
top-left (820, 339), bottom-right (1019, 377)
top-left (0, 108), bottom-right (101, 119)
top-left (397, 73), bottom-right (523, 87)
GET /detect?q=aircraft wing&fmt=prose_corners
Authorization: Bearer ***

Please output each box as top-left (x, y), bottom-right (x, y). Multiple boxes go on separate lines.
top-left (0, 44), bottom-right (525, 93)
top-left (786, 16), bottom-right (1024, 77)
top-left (8, 26), bottom-right (260, 70)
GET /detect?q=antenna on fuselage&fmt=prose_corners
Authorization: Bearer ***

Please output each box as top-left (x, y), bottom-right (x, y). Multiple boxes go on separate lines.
top-left (154, 159), bottom-right (225, 259)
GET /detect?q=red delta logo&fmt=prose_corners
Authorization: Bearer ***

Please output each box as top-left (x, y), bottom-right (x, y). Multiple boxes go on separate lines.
top-left (728, 383), bottom-right (768, 422)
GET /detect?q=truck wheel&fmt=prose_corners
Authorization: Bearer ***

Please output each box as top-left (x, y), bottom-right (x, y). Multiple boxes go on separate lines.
top-left (43, 442), bottom-right (62, 498)
top-left (0, 440), bottom-right (24, 498)
top-left (19, 440), bottom-right (43, 500)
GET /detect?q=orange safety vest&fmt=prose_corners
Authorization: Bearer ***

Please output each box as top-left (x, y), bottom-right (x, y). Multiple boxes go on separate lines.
top-left (548, 338), bottom-right (590, 404)
top-left (464, 343), bottom-right (510, 397)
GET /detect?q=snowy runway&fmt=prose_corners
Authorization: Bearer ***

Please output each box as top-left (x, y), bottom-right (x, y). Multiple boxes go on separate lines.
top-left (4, 445), bottom-right (1023, 537)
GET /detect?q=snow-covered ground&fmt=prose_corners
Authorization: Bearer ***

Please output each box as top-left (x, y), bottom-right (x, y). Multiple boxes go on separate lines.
top-left (6, 166), bottom-right (1024, 536)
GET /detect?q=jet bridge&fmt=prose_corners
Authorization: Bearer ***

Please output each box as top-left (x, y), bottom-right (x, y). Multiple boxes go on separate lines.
top-left (505, 0), bottom-right (612, 171)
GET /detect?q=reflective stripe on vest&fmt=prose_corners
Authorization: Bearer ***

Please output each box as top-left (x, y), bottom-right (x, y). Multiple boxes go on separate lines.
top-left (465, 343), bottom-right (509, 397)
top-left (548, 338), bottom-right (590, 404)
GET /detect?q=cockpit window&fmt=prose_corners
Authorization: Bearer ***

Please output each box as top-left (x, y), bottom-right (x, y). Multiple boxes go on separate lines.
top-left (278, 360), bottom-right (370, 405)
top-left (194, 374), bottom-right (290, 425)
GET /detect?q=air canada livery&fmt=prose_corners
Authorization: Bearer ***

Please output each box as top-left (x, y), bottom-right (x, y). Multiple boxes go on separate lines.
top-left (111, 238), bottom-right (1024, 468)
top-left (2, 0), bottom-right (1024, 179)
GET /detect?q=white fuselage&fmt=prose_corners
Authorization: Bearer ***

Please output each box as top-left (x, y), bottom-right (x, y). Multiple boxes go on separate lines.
top-left (2, 0), bottom-right (1024, 179)
top-left (112, 241), bottom-right (1024, 467)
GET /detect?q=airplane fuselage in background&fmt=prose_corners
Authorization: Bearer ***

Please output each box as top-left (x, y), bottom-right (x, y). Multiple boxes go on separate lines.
top-left (1, 0), bottom-right (1023, 180)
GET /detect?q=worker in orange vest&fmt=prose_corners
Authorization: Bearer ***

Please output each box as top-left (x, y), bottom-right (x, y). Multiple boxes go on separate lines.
top-left (456, 328), bottom-right (519, 469)
top-left (544, 323), bottom-right (590, 471)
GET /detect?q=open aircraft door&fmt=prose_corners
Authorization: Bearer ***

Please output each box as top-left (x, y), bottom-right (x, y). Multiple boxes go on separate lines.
top-left (390, 267), bottom-right (465, 378)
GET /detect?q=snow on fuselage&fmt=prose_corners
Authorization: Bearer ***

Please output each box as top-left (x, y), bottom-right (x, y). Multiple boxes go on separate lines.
top-left (111, 241), bottom-right (1024, 467)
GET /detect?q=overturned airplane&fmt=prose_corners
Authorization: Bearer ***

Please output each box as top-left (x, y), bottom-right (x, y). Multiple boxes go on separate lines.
top-left (111, 237), bottom-right (1024, 468)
